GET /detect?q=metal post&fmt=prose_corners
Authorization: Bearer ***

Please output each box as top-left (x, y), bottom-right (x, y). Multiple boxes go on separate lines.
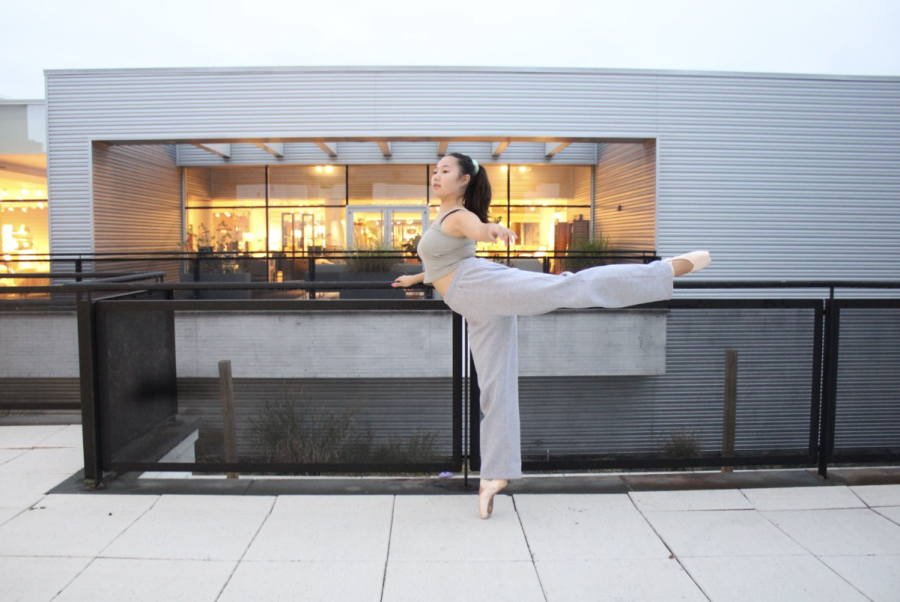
top-left (809, 301), bottom-right (825, 463)
top-left (452, 312), bottom-right (463, 471)
top-left (77, 293), bottom-right (103, 485)
top-left (469, 347), bottom-right (481, 475)
top-left (218, 360), bottom-right (239, 479)
top-left (722, 348), bottom-right (738, 472)
top-left (818, 299), bottom-right (840, 478)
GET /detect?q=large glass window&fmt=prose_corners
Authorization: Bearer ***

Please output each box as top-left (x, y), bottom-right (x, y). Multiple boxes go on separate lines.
top-left (1, 102), bottom-right (49, 277)
top-left (184, 167), bottom-right (267, 253)
top-left (181, 162), bottom-right (592, 273)
top-left (267, 165), bottom-right (346, 251)
top-left (507, 164), bottom-right (591, 252)
top-left (269, 165), bottom-right (345, 207)
top-left (349, 165), bottom-right (427, 205)
top-left (268, 207), bottom-right (341, 252)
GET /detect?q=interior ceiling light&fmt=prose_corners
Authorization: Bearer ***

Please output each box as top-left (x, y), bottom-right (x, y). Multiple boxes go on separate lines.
top-left (21, 188), bottom-right (28, 195)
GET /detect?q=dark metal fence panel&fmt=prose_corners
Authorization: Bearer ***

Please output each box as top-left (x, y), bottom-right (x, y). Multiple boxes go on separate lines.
top-left (78, 297), bottom-right (464, 481)
top-left (516, 304), bottom-right (818, 460)
top-left (833, 302), bottom-right (900, 455)
top-left (175, 378), bottom-right (455, 460)
top-left (95, 302), bottom-right (178, 467)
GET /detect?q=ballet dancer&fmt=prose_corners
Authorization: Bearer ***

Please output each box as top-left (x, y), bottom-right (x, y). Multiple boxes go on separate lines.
top-left (393, 152), bottom-right (710, 519)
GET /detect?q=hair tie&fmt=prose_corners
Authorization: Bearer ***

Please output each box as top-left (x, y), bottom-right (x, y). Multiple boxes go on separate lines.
top-left (472, 158), bottom-right (479, 175)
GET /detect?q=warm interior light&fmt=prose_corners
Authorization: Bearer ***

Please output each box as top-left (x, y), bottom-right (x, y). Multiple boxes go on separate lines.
top-left (501, 166), bottom-right (508, 172)
top-left (224, 212), bottom-right (231, 217)
top-left (37, 202), bottom-right (44, 209)
top-left (519, 166), bottom-right (527, 172)
top-left (215, 213), bottom-right (221, 217)
top-left (324, 165), bottom-right (334, 173)
top-left (1, 225), bottom-right (14, 253)
top-left (36, 190), bottom-right (43, 197)
top-left (20, 188), bottom-right (28, 196)
top-left (315, 166), bottom-right (323, 172)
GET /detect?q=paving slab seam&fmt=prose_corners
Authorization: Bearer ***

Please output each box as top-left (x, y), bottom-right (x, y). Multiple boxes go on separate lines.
top-left (212, 496), bottom-right (277, 602)
top-left (754, 508), bottom-right (879, 601)
top-left (47, 556), bottom-right (99, 601)
top-left (378, 496), bottom-right (396, 602)
top-left (625, 494), bottom-right (713, 602)
top-left (510, 495), bottom-right (549, 602)
top-left (874, 507), bottom-right (900, 528)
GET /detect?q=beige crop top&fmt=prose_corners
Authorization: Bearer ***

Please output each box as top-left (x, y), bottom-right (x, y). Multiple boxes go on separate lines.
top-left (417, 208), bottom-right (477, 284)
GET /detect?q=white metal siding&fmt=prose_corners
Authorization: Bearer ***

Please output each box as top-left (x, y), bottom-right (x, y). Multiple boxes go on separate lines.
top-left (91, 143), bottom-right (182, 280)
top-left (593, 141), bottom-right (657, 250)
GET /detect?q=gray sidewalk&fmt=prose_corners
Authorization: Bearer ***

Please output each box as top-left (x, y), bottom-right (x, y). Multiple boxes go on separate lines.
top-left (1, 425), bottom-right (899, 602)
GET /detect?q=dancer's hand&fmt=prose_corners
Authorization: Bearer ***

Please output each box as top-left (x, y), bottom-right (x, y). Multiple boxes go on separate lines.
top-left (487, 223), bottom-right (517, 247)
top-left (392, 275), bottom-right (420, 287)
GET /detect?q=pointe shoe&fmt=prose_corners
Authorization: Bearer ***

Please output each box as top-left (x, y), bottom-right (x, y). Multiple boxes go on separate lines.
top-left (478, 478), bottom-right (508, 519)
top-left (664, 250), bottom-right (711, 274)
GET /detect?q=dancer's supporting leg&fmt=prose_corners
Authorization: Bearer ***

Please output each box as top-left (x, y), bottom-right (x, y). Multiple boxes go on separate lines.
top-left (445, 257), bottom-right (674, 320)
top-left (466, 314), bottom-right (523, 480)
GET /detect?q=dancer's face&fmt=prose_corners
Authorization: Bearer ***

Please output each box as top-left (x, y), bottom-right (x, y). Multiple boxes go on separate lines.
top-left (432, 156), bottom-right (470, 202)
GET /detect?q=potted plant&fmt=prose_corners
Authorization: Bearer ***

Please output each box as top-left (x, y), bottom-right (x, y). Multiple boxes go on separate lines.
top-left (181, 223), bottom-right (251, 299)
top-left (560, 236), bottom-right (613, 273)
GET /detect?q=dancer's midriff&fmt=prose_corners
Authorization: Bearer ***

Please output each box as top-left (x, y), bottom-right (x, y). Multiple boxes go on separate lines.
top-left (431, 269), bottom-right (455, 298)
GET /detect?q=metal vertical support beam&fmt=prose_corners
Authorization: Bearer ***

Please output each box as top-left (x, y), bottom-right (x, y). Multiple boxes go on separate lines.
top-left (309, 255), bottom-right (316, 299)
top-left (264, 165), bottom-right (271, 282)
top-left (819, 299), bottom-right (840, 478)
top-left (76, 293), bottom-right (103, 485)
top-left (452, 312), bottom-right (463, 469)
top-left (469, 340), bottom-right (481, 473)
top-left (722, 348), bottom-right (738, 472)
top-left (809, 301), bottom-right (825, 463)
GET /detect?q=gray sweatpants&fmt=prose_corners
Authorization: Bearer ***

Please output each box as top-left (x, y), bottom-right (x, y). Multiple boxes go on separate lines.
top-left (442, 257), bottom-right (675, 479)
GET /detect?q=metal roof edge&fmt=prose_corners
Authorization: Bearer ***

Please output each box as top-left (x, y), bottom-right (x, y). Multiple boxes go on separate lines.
top-left (41, 64), bottom-right (900, 83)
top-left (0, 99), bottom-right (46, 105)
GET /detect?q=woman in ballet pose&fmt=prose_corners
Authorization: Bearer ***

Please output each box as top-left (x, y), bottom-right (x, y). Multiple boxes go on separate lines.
top-left (393, 152), bottom-right (710, 519)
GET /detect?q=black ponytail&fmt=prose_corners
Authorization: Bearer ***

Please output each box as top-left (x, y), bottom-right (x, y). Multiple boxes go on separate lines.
top-left (449, 152), bottom-right (491, 223)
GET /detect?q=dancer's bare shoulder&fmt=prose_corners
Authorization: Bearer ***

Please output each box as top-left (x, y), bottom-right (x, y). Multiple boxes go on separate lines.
top-left (441, 208), bottom-right (481, 239)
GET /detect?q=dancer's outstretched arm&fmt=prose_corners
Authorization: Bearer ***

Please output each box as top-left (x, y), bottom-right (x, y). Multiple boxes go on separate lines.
top-left (443, 211), bottom-right (517, 246)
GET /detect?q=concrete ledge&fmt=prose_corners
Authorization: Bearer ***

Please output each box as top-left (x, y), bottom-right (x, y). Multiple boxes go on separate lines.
top-left (47, 467), bottom-right (900, 497)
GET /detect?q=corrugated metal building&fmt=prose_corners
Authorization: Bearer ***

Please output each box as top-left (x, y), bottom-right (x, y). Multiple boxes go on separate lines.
top-left (44, 65), bottom-right (900, 297)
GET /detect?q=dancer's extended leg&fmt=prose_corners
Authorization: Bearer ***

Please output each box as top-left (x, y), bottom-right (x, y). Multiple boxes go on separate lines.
top-left (444, 257), bottom-right (674, 321)
top-left (466, 314), bottom-right (522, 480)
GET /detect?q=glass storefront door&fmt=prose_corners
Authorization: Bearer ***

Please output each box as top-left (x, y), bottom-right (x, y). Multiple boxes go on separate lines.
top-left (348, 207), bottom-right (427, 249)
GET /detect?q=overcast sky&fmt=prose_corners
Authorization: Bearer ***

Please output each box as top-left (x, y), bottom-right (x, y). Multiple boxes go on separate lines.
top-left (3, 0), bottom-right (899, 99)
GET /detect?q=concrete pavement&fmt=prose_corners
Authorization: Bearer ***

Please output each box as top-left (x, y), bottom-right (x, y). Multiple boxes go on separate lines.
top-left (1, 424), bottom-right (900, 602)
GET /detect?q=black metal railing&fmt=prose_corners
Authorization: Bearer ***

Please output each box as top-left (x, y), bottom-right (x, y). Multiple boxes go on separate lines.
top-left (1, 274), bottom-right (898, 485)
